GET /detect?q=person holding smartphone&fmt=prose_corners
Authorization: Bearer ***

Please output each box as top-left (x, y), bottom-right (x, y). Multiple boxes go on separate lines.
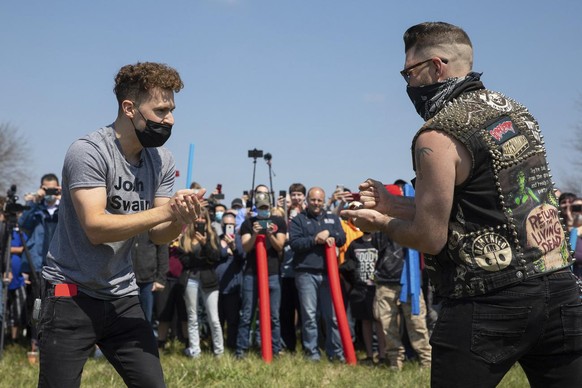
top-left (179, 209), bottom-right (224, 358)
top-left (235, 192), bottom-right (287, 358)
top-left (216, 211), bottom-right (243, 350)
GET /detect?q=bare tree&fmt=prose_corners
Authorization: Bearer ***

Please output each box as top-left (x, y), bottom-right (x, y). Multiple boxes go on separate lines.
top-left (0, 122), bottom-right (31, 195)
top-left (569, 98), bottom-right (582, 193)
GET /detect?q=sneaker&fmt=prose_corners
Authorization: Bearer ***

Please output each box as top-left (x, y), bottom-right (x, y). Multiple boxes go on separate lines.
top-left (359, 356), bottom-right (375, 366)
top-left (234, 351), bottom-right (246, 360)
top-left (327, 355), bottom-right (345, 363)
top-left (183, 348), bottom-right (201, 358)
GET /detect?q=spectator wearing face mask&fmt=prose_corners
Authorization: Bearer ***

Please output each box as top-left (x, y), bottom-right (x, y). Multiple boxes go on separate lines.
top-left (235, 192), bottom-right (287, 358)
top-left (216, 211), bottom-right (243, 351)
top-left (19, 173), bottom-right (62, 357)
top-left (179, 209), bottom-right (224, 358)
top-left (211, 203), bottom-right (227, 237)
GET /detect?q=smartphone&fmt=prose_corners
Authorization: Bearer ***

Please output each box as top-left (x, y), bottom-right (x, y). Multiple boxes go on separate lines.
top-left (195, 222), bottom-right (206, 234)
top-left (243, 190), bottom-right (249, 196)
top-left (572, 205), bottom-right (582, 213)
top-left (258, 219), bottom-right (271, 230)
top-left (350, 192), bottom-right (361, 201)
top-left (45, 187), bottom-right (60, 196)
top-left (279, 190), bottom-right (286, 198)
top-left (225, 224), bottom-right (235, 236)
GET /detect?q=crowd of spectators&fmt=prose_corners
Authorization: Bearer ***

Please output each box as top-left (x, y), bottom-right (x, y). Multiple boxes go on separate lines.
top-left (2, 176), bottom-right (581, 368)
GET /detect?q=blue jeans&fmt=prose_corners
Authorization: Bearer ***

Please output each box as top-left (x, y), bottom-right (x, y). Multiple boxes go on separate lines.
top-left (431, 270), bottom-right (582, 387)
top-left (295, 272), bottom-right (343, 360)
top-left (138, 282), bottom-right (154, 324)
top-left (38, 288), bottom-right (164, 387)
top-left (236, 274), bottom-right (281, 354)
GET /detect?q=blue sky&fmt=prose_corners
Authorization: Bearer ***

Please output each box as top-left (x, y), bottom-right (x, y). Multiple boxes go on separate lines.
top-left (2, 0), bottom-right (581, 204)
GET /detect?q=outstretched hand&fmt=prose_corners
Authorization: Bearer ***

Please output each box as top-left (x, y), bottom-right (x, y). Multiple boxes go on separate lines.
top-left (340, 208), bottom-right (391, 233)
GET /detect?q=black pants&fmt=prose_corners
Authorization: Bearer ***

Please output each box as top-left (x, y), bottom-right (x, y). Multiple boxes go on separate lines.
top-left (218, 291), bottom-right (241, 350)
top-left (431, 270), bottom-right (582, 388)
top-left (37, 289), bottom-right (165, 388)
top-left (279, 277), bottom-right (300, 352)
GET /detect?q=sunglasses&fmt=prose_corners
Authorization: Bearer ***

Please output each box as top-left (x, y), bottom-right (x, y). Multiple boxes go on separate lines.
top-left (400, 57), bottom-right (448, 84)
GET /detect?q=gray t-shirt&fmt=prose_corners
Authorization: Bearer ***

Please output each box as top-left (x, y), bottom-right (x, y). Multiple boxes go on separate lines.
top-left (43, 126), bottom-right (175, 299)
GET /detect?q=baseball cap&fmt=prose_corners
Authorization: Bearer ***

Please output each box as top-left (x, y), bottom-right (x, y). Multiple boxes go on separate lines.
top-left (231, 198), bottom-right (244, 209)
top-left (255, 192), bottom-right (271, 209)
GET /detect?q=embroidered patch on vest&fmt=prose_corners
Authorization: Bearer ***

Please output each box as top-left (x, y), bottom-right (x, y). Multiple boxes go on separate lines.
top-left (525, 204), bottom-right (569, 268)
top-left (479, 91), bottom-right (513, 112)
top-left (501, 135), bottom-right (529, 160)
top-left (487, 117), bottom-right (517, 144)
top-left (470, 233), bottom-right (512, 272)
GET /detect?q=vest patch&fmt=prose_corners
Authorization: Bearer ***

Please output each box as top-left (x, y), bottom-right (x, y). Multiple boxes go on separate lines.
top-left (470, 233), bottom-right (512, 272)
top-left (525, 204), bottom-right (569, 269)
top-left (487, 118), bottom-right (517, 144)
top-left (502, 135), bottom-right (529, 160)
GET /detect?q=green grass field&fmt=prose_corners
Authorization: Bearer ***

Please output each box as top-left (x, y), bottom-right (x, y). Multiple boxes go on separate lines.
top-left (0, 340), bottom-right (529, 387)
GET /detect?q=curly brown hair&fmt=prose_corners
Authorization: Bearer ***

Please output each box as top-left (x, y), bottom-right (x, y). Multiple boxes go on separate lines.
top-left (113, 62), bottom-right (184, 106)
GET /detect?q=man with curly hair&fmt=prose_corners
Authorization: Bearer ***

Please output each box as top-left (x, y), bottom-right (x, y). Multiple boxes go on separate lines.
top-left (38, 62), bottom-right (203, 387)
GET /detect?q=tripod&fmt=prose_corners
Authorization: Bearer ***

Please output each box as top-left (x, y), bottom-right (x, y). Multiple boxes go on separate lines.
top-left (264, 153), bottom-right (275, 207)
top-left (0, 214), bottom-right (12, 359)
top-left (248, 148), bottom-right (263, 208)
top-left (0, 189), bottom-right (37, 359)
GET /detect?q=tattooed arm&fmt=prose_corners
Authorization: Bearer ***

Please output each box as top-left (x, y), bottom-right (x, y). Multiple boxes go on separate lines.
top-left (342, 130), bottom-right (470, 254)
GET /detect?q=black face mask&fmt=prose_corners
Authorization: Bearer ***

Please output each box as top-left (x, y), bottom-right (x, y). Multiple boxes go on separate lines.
top-left (132, 109), bottom-right (172, 148)
top-left (406, 80), bottom-right (451, 121)
top-left (406, 72), bottom-right (485, 121)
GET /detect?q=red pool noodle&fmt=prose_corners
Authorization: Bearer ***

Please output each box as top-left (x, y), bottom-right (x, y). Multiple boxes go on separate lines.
top-left (255, 234), bottom-right (272, 363)
top-left (325, 244), bottom-right (357, 365)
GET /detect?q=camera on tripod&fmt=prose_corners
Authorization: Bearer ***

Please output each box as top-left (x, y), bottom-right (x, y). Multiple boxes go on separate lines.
top-left (2, 185), bottom-right (29, 220)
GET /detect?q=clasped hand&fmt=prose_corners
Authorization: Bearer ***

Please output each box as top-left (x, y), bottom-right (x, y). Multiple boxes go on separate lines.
top-left (340, 178), bottom-right (393, 232)
top-left (169, 188), bottom-right (206, 225)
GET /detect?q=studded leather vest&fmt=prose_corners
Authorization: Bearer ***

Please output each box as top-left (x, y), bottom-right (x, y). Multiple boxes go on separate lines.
top-left (412, 89), bottom-right (571, 299)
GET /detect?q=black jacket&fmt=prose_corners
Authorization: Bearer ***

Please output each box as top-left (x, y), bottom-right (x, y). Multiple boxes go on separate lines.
top-left (131, 232), bottom-right (169, 285)
top-left (372, 232), bottom-right (405, 285)
top-left (179, 236), bottom-right (221, 291)
top-left (289, 211), bottom-right (346, 273)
